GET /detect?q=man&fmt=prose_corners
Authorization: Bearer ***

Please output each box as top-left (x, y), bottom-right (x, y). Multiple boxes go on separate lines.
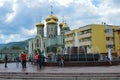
top-left (38, 54), bottom-right (43, 69)
top-left (59, 55), bottom-right (64, 67)
top-left (106, 56), bottom-right (112, 65)
top-left (15, 56), bottom-right (20, 67)
top-left (4, 54), bottom-right (8, 68)
top-left (21, 52), bottom-right (27, 68)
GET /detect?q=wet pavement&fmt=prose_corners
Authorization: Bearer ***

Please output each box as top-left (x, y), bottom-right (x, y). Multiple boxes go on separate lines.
top-left (0, 62), bottom-right (120, 73)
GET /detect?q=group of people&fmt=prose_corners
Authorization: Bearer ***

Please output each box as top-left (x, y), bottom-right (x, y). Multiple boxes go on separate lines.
top-left (34, 53), bottom-right (45, 69)
top-left (20, 52), bottom-right (45, 69)
top-left (4, 52), bottom-right (45, 69)
top-left (4, 51), bottom-right (66, 69)
top-left (4, 52), bottom-right (27, 69)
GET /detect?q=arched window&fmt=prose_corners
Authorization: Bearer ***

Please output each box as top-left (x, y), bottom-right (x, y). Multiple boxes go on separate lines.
top-left (37, 39), bottom-right (39, 47)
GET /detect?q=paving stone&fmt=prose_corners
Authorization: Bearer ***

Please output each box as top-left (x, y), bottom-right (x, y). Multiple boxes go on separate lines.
top-left (0, 63), bottom-right (120, 79)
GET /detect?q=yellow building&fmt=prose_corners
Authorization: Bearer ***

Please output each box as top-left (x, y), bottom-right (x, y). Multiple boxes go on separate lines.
top-left (65, 29), bottom-right (79, 47)
top-left (65, 24), bottom-right (119, 56)
top-left (116, 28), bottom-right (120, 57)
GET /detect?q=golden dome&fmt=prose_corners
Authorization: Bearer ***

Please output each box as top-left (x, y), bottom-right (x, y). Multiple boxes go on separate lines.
top-left (59, 22), bottom-right (65, 27)
top-left (47, 19), bottom-right (57, 24)
top-left (36, 22), bottom-right (44, 27)
top-left (46, 14), bottom-right (58, 23)
top-left (62, 23), bottom-right (69, 28)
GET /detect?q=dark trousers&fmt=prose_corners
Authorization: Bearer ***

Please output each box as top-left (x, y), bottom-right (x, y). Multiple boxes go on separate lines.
top-left (22, 60), bottom-right (26, 68)
top-left (38, 59), bottom-right (43, 69)
top-left (5, 60), bottom-right (7, 68)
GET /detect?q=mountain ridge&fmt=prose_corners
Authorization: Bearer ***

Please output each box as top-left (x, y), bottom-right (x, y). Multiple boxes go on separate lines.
top-left (0, 39), bottom-right (32, 49)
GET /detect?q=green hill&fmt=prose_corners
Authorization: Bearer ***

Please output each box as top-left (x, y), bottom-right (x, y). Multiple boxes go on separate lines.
top-left (0, 39), bottom-right (32, 49)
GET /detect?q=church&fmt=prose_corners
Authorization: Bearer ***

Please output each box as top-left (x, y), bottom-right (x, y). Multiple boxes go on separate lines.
top-left (28, 7), bottom-right (70, 56)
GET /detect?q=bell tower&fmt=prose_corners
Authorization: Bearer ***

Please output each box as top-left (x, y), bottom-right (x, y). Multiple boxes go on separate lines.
top-left (36, 16), bottom-right (44, 37)
top-left (46, 5), bottom-right (58, 38)
top-left (59, 17), bottom-right (70, 35)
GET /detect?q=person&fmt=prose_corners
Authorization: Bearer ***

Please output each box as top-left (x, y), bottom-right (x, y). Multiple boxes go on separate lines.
top-left (42, 55), bottom-right (45, 66)
top-left (106, 56), bottom-right (112, 65)
top-left (38, 54), bottom-right (43, 69)
top-left (4, 54), bottom-right (8, 68)
top-left (15, 56), bottom-right (20, 67)
top-left (21, 52), bottom-right (27, 69)
top-left (35, 53), bottom-right (38, 65)
top-left (59, 55), bottom-right (64, 67)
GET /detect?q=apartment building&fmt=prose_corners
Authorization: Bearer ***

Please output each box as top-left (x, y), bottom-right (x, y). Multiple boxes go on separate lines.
top-left (65, 24), bottom-right (119, 56)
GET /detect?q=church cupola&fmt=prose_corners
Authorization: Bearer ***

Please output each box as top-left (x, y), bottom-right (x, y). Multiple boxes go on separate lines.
top-left (36, 16), bottom-right (44, 37)
top-left (46, 14), bottom-right (58, 24)
top-left (46, 5), bottom-right (58, 38)
top-left (46, 5), bottom-right (58, 24)
top-left (59, 17), bottom-right (70, 35)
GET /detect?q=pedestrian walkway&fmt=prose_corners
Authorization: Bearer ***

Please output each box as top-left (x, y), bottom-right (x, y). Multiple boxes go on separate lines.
top-left (0, 63), bottom-right (120, 80)
top-left (0, 62), bottom-right (120, 73)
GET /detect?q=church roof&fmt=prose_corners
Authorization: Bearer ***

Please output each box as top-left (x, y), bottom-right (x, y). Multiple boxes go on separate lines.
top-left (46, 14), bottom-right (58, 24)
top-left (36, 22), bottom-right (44, 27)
top-left (59, 22), bottom-right (69, 28)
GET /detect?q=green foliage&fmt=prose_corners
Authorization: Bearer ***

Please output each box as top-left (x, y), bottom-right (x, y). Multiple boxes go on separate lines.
top-left (2, 46), bottom-right (9, 50)
top-left (10, 45), bottom-right (22, 50)
top-left (35, 49), bottom-right (41, 55)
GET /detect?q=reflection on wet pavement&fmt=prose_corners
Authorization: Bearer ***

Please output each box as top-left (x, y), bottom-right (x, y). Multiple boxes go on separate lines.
top-left (0, 62), bottom-right (120, 73)
top-left (0, 63), bottom-right (39, 72)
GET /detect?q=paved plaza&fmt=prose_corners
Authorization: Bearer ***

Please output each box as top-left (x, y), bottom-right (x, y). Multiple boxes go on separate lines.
top-left (0, 62), bottom-right (120, 73)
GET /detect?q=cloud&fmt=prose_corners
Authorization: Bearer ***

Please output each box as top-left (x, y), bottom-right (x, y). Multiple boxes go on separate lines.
top-left (0, 34), bottom-right (20, 43)
top-left (0, 0), bottom-right (120, 44)
top-left (0, 27), bottom-right (36, 43)
top-left (5, 0), bottom-right (18, 23)
top-left (0, 1), bottom-right (3, 7)
top-left (94, 0), bottom-right (120, 25)
top-left (22, 0), bottom-right (46, 8)
top-left (54, 0), bottom-right (74, 7)
top-left (21, 27), bottom-right (36, 38)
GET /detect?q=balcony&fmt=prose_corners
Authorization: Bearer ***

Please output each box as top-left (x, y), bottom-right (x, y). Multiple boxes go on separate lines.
top-left (79, 26), bottom-right (91, 31)
top-left (106, 41), bottom-right (113, 45)
top-left (65, 37), bottom-right (74, 41)
top-left (65, 31), bottom-right (74, 35)
top-left (65, 44), bottom-right (74, 47)
top-left (106, 33), bottom-right (113, 37)
top-left (79, 41), bottom-right (91, 46)
top-left (78, 33), bottom-right (91, 39)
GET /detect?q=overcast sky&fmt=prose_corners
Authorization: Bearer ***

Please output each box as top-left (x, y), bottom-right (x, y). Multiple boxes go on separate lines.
top-left (0, 0), bottom-right (120, 44)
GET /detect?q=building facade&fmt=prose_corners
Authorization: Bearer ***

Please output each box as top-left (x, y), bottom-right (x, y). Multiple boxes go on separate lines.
top-left (65, 24), bottom-right (119, 56)
top-left (28, 10), bottom-right (70, 56)
top-left (116, 28), bottom-right (120, 57)
top-left (28, 7), bottom-right (120, 57)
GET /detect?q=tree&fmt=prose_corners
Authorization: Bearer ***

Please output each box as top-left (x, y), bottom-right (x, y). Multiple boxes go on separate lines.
top-left (2, 46), bottom-right (9, 50)
top-left (10, 45), bottom-right (22, 50)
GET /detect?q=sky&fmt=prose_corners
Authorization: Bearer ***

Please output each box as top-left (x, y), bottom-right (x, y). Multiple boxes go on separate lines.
top-left (0, 0), bottom-right (120, 44)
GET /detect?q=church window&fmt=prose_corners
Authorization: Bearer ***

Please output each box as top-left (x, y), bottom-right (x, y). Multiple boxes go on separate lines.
top-left (37, 39), bottom-right (39, 47)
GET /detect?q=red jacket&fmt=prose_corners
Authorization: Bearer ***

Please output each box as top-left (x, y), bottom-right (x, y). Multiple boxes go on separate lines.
top-left (21, 53), bottom-right (26, 61)
top-left (35, 54), bottom-right (38, 60)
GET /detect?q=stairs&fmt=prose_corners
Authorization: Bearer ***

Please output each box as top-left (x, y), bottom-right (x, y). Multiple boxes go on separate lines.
top-left (0, 72), bottom-right (120, 80)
